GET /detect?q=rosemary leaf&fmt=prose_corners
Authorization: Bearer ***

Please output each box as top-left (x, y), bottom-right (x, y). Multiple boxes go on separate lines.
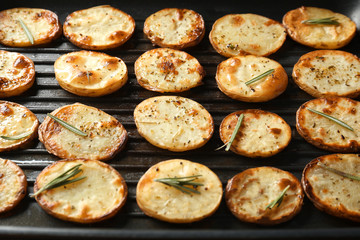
top-left (1, 132), bottom-right (32, 140)
top-left (306, 108), bottom-right (354, 131)
top-left (245, 69), bottom-right (274, 86)
top-left (30, 164), bottom-right (86, 197)
top-left (154, 175), bottom-right (204, 194)
top-left (302, 17), bottom-right (340, 25)
top-left (215, 142), bottom-right (227, 151)
top-left (18, 18), bottom-right (34, 45)
top-left (227, 43), bottom-right (237, 50)
top-left (47, 113), bottom-right (87, 136)
top-left (266, 185), bottom-right (290, 210)
top-left (318, 162), bottom-right (360, 181)
top-left (225, 113), bottom-right (244, 151)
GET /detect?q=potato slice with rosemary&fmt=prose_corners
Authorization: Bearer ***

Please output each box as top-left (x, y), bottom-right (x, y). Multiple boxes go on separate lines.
top-left (136, 159), bottom-right (222, 223)
top-left (34, 159), bottom-right (127, 223)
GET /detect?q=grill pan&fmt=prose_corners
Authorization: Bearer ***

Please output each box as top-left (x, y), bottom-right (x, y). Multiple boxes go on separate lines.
top-left (1, 0), bottom-right (360, 239)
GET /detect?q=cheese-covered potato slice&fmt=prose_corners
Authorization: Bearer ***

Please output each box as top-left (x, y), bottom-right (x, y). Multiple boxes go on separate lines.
top-left (34, 159), bottom-right (127, 223)
top-left (144, 8), bottom-right (205, 49)
top-left (0, 158), bottom-right (27, 214)
top-left (38, 103), bottom-right (127, 161)
top-left (0, 101), bottom-right (39, 152)
top-left (302, 154), bottom-right (360, 222)
top-left (63, 5), bottom-right (135, 50)
top-left (283, 6), bottom-right (356, 49)
top-left (226, 167), bottom-right (303, 225)
top-left (0, 50), bottom-right (35, 98)
top-left (216, 55), bottom-right (287, 102)
top-left (293, 50), bottom-right (360, 98)
top-left (134, 96), bottom-right (213, 152)
top-left (135, 48), bottom-right (204, 93)
top-left (219, 110), bottom-right (291, 158)
top-left (55, 51), bottom-right (128, 97)
top-left (136, 159), bottom-right (222, 223)
top-left (0, 8), bottom-right (61, 47)
top-left (296, 97), bottom-right (360, 152)
top-left (209, 14), bottom-right (286, 57)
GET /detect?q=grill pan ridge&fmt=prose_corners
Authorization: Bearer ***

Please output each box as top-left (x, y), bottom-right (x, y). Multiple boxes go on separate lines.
top-left (1, 0), bottom-right (360, 239)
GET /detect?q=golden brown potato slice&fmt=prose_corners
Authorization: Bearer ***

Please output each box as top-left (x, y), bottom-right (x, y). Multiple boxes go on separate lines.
top-left (0, 8), bottom-right (62, 47)
top-left (296, 97), bottom-right (360, 152)
top-left (135, 48), bottom-right (204, 93)
top-left (0, 158), bottom-right (27, 214)
top-left (54, 51), bottom-right (128, 97)
top-left (302, 154), bottom-right (360, 222)
top-left (144, 8), bottom-right (205, 49)
top-left (283, 6), bottom-right (356, 49)
top-left (226, 167), bottom-right (303, 225)
top-left (209, 14), bottom-right (286, 57)
top-left (63, 5), bottom-right (135, 50)
top-left (216, 55), bottom-right (287, 102)
top-left (34, 159), bottom-right (127, 223)
top-left (136, 159), bottom-right (222, 223)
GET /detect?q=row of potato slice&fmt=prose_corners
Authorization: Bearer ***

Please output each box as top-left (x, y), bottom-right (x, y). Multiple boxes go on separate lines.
top-left (1, 154), bottom-right (360, 224)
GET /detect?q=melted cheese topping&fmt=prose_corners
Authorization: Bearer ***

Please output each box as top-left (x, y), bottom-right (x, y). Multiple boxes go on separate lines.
top-left (293, 50), bottom-right (360, 97)
top-left (210, 14), bottom-right (286, 57)
top-left (136, 159), bottom-right (222, 222)
top-left (0, 102), bottom-right (38, 149)
top-left (134, 96), bottom-right (213, 151)
top-left (135, 48), bottom-right (203, 92)
top-left (64, 5), bottom-right (134, 47)
top-left (36, 159), bottom-right (126, 222)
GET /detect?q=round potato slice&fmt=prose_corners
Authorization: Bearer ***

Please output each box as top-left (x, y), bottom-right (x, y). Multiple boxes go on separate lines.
top-left (134, 96), bottom-right (213, 152)
top-left (283, 6), bottom-right (356, 49)
top-left (34, 159), bottom-right (127, 223)
top-left (136, 159), bottom-right (222, 223)
top-left (38, 103), bottom-right (127, 161)
top-left (302, 154), bottom-right (360, 222)
top-left (216, 55), bottom-right (287, 102)
top-left (54, 51), bottom-right (128, 97)
top-left (0, 158), bottom-right (27, 214)
top-left (63, 5), bottom-right (135, 50)
top-left (0, 8), bottom-right (62, 47)
top-left (0, 101), bottom-right (39, 152)
top-left (144, 8), bottom-right (205, 49)
top-left (209, 14), bottom-right (286, 57)
top-left (135, 48), bottom-right (204, 93)
top-left (0, 50), bottom-right (35, 98)
top-left (296, 97), bottom-right (360, 152)
top-left (219, 110), bottom-right (291, 158)
top-left (293, 50), bottom-right (360, 98)
top-left (226, 167), bottom-right (303, 225)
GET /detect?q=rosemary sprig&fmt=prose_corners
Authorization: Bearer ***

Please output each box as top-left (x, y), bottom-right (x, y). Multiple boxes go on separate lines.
top-left (266, 185), bottom-right (290, 210)
top-left (1, 132), bottom-right (32, 140)
top-left (30, 164), bottom-right (86, 197)
top-left (306, 108), bottom-right (354, 131)
top-left (302, 17), bottom-right (340, 25)
top-left (47, 113), bottom-right (87, 136)
top-left (215, 113), bottom-right (244, 151)
top-left (245, 69), bottom-right (274, 86)
top-left (318, 162), bottom-right (360, 181)
top-left (18, 18), bottom-right (34, 45)
top-left (154, 175), bottom-right (204, 194)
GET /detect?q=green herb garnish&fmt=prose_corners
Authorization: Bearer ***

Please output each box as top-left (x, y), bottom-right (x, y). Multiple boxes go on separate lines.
top-left (30, 164), bottom-right (86, 197)
top-left (1, 132), bottom-right (32, 140)
top-left (266, 185), bottom-right (290, 210)
top-left (47, 113), bottom-right (87, 136)
top-left (318, 162), bottom-right (360, 181)
top-left (227, 43), bottom-right (237, 50)
top-left (215, 113), bottom-right (244, 151)
top-left (302, 17), bottom-right (340, 25)
top-left (154, 175), bottom-right (204, 194)
top-left (18, 18), bottom-right (34, 45)
top-left (307, 108), bottom-right (354, 131)
top-left (245, 69), bottom-right (274, 86)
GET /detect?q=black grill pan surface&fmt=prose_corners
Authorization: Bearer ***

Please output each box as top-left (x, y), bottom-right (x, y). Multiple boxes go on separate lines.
top-left (1, 0), bottom-right (360, 239)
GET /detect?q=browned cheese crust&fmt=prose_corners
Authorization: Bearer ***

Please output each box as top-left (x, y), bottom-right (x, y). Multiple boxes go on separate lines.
top-left (226, 167), bottom-right (303, 225)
